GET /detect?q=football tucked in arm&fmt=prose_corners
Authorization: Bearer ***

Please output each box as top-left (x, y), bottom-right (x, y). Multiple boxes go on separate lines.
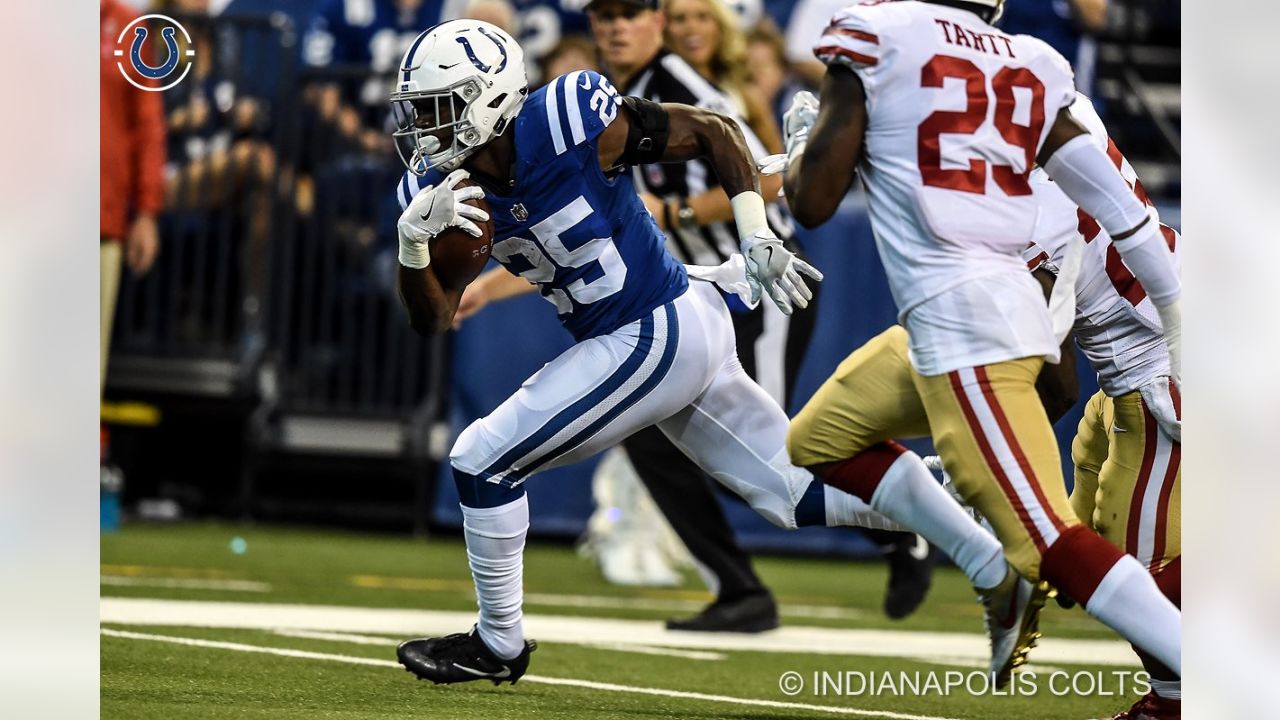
top-left (429, 177), bottom-right (494, 290)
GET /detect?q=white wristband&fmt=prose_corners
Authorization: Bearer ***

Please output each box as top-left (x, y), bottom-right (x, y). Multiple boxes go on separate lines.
top-left (1156, 298), bottom-right (1182, 383)
top-left (730, 191), bottom-right (770, 245)
top-left (398, 237), bottom-right (431, 269)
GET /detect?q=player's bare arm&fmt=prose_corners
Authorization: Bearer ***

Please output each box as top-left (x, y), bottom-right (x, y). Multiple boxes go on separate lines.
top-left (599, 97), bottom-right (822, 314)
top-left (399, 265), bottom-right (463, 336)
top-left (596, 100), bottom-right (760, 199)
top-left (784, 66), bottom-right (867, 228)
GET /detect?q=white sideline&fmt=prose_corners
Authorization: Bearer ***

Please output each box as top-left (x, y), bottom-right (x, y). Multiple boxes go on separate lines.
top-left (101, 628), bottom-right (962, 720)
top-left (100, 597), bottom-right (1138, 667)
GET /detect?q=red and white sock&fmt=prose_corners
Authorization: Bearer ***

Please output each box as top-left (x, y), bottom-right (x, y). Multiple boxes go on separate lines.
top-left (820, 443), bottom-right (1006, 590)
top-left (1042, 526), bottom-right (1181, 675)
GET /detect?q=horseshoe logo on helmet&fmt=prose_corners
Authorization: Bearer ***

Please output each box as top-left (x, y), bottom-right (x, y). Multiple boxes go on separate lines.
top-left (455, 28), bottom-right (509, 74)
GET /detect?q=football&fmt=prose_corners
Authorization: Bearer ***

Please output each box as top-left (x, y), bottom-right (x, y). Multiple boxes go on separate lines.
top-left (429, 177), bottom-right (494, 290)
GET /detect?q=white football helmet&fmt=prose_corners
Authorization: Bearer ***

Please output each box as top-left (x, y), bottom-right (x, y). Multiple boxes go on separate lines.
top-left (964, 0), bottom-right (1006, 23)
top-left (391, 20), bottom-right (528, 175)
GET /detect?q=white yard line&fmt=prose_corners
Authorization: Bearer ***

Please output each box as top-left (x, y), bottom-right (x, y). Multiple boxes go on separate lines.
top-left (100, 597), bottom-right (1138, 667)
top-left (272, 629), bottom-right (401, 645)
top-left (523, 592), bottom-right (866, 621)
top-left (579, 643), bottom-right (726, 661)
top-left (101, 576), bottom-right (272, 592)
top-left (101, 628), bottom-right (962, 720)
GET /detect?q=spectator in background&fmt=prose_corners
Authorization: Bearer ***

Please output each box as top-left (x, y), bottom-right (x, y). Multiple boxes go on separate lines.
top-left (539, 34), bottom-right (601, 81)
top-left (464, 0), bottom-right (518, 33)
top-left (663, 0), bottom-right (781, 153)
top-left (783, 0), bottom-right (852, 87)
top-left (744, 22), bottom-right (802, 130)
top-left (786, 0), bottom-right (1108, 91)
top-left (304, 0), bottom-right (458, 151)
top-left (101, 0), bottom-right (166, 393)
top-left (1000, 0), bottom-right (1108, 92)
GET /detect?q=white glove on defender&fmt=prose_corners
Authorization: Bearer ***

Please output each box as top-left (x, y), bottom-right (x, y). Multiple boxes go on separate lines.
top-left (397, 168), bottom-right (490, 269)
top-left (1138, 377), bottom-right (1181, 443)
top-left (757, 91), bottom-right (820, 177)
top-left (741, 230), bottom-right (823, 315)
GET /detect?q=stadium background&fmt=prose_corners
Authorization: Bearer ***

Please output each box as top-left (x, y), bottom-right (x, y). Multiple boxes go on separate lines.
top-left (101, 0), bottom-right (1180, 558)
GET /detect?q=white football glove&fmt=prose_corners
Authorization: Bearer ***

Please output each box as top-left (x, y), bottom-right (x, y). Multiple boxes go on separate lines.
top-left (1138, 376), bottom-right (1181, 443)
top-left (757, 91), bottom-right (820, 177)
top-left (741, 230), bottom-right (823, 315)
top-left (397, 168), bottom-right (490, 269)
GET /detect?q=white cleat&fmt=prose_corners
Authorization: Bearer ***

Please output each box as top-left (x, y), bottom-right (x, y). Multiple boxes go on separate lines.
top-left (980, 569), bottom-right (1049, 688)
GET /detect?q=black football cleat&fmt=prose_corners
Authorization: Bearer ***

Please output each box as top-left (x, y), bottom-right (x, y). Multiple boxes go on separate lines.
top-left (883, 533), bottom-right (936, 620)
top-left (397, 626), bottom-right (536, 686)
top-left (665, 592), bottom-right (780, 633)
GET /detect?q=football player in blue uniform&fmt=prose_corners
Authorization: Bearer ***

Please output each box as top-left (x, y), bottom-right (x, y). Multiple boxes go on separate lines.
top-left (390, 19), bottom-right (1032, 687)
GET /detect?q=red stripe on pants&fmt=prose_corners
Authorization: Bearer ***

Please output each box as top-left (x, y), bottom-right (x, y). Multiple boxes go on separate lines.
top-left (1127, 409), bottom-right (1160, 559)
top-left (948, 370), bottom-right (1046, 552)
top-left (975, 367), bottom-right (1068, 536)
top-left (1149, 437), bottom-right (1180, 571)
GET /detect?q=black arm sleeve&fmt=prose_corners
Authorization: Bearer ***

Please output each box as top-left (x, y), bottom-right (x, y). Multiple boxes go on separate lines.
top-left (617, 96), bottom-right (670, 166)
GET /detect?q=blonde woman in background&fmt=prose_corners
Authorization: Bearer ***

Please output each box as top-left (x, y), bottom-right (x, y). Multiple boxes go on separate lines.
top-left (663, 0), bottom-right (783, 154)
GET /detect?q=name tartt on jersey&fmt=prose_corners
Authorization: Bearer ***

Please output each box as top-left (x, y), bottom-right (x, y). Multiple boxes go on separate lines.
top-left (933, 18), bottom-right (1017, 57)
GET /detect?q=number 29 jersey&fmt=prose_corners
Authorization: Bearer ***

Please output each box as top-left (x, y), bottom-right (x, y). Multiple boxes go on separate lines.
top-left (815, 0), bottom-right (1076, 375)
top-left (396, 70), bottom-right (688, 342)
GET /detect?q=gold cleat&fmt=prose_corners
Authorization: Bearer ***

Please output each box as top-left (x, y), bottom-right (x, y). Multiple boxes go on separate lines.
top-left (982, 571), bottom-right (1050, 688)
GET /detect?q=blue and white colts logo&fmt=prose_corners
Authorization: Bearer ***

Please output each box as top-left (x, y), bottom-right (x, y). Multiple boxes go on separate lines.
top-left (455, 28), bottom-right (508, 74)
top-left (113, 14), bottom-right (195, 92)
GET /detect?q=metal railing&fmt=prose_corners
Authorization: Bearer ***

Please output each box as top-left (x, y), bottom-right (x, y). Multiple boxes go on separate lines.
top-left (106, 14), bottom-right (446, 530)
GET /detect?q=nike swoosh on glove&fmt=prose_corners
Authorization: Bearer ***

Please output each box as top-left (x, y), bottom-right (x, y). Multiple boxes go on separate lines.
top-left (397, 168), bottom-right (491, 268)
top-left (741, 231), bottom-right (823, 315)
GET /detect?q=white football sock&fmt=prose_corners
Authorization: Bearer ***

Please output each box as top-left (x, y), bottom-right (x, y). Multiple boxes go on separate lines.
top-left (870, 452), bottom-right (1007, 590)
top-left (1150, 678), bottom-right (1180, 699)
top-left (822, 485), bottom-right (905, 531)
top-left (461, 495), bottom-right (529, 660)
top-left (1084, 554), bottom-right (1182, 675)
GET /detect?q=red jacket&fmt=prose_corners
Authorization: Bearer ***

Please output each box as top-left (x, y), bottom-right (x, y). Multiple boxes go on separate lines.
top-left (101, 0), bottom-right (167, 240)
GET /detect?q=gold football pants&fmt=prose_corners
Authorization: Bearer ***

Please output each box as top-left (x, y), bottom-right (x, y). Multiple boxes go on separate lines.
top-left (789, 326), bottom-right (1079, 580)
top-left (1071, 389), bottom-right (1181, 572)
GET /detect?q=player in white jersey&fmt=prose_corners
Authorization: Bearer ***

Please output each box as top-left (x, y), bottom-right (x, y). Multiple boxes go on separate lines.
top-left (1024, 94), bottom-right (1181, 720)
top-left (767, 0), bottom-right (1183, 683)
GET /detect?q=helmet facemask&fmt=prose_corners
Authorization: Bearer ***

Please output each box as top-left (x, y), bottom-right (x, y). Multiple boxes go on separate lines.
top-left (391, 77), bottom-right (487, 175)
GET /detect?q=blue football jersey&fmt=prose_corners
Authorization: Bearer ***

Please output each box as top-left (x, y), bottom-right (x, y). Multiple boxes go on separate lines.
top-left (396, 70), bottom-right (689, 342)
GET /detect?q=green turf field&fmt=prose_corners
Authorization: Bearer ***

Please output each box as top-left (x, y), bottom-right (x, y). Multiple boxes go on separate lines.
top-left (102, 523), bottom-right (1144, 719)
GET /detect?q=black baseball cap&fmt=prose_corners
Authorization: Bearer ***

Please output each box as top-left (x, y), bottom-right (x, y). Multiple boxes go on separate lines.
top-left (584, 0), bottom-right (660, 12)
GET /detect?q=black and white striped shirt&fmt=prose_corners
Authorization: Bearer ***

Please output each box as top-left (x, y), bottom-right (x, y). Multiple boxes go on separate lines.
top-left (620, 50), bottom-right (796, 266)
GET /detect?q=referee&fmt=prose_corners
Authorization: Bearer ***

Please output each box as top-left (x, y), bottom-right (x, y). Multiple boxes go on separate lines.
top-left (586, 0), bottom-right (935, 630)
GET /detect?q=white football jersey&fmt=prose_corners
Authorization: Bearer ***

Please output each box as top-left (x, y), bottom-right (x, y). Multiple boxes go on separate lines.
top-left (1023, 95), bottom-right (1180, 397)
top-left (815, 0), bottom-right (1077, 375)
